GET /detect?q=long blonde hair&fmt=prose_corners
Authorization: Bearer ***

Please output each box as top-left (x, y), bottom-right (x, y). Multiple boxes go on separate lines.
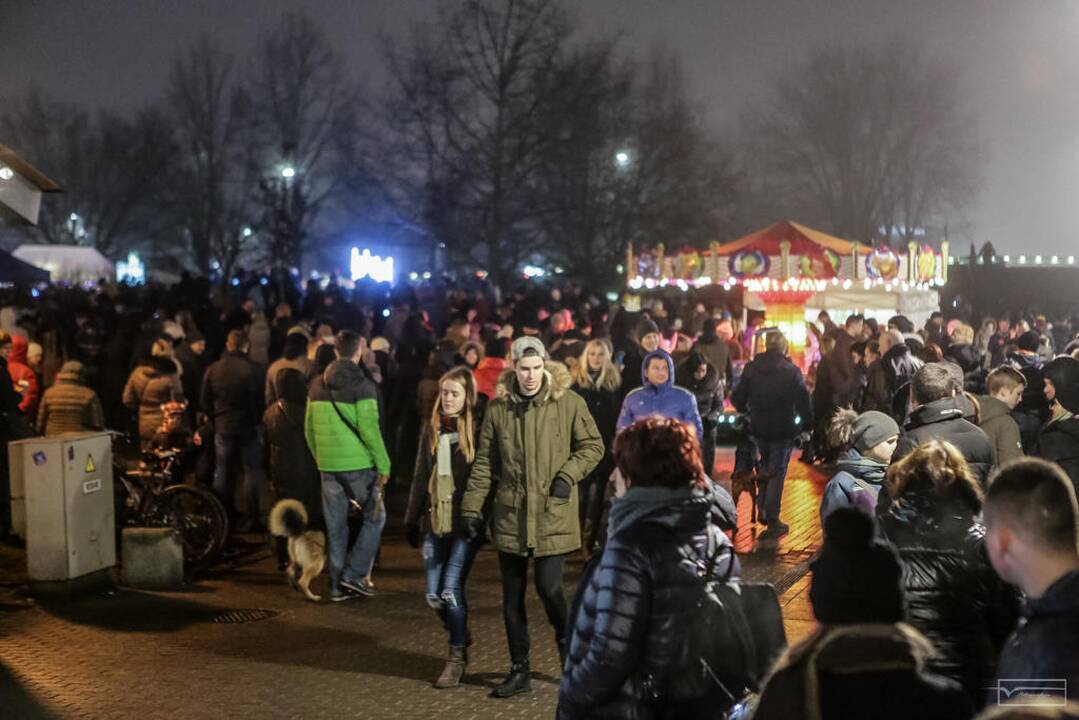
top-left (571, 339), bottom-right (621, 392)
top-left (428, 366), bottom-right (477, 462)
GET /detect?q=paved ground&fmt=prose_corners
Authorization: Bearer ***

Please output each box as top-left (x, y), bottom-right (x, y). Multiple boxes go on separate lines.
top-left (0, 448), bottom-right (828, 720)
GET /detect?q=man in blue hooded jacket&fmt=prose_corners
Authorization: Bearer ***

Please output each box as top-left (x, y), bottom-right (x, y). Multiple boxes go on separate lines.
top-left (616, 349), bottom-right (703, 443)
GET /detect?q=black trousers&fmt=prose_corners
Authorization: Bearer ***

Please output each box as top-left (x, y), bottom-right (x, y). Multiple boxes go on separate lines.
top-left (497, 551), bottom-right (567, 664)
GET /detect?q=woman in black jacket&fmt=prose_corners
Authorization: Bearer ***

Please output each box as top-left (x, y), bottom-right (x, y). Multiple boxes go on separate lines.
top-left (404, 366), bottom-right (483, 690)
top-left (675, 350), bottom-right (724, 475)
top-left (262, 368), bottom-right (322, 566)
top-left (570, 339), bottom-right (622, 554)
top-left (877, 440), bottom-right (1020, 708)
top-left (558, 416), bottom-right (741, 720)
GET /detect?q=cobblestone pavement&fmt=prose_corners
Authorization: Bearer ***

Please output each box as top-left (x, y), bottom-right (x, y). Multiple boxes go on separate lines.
top-left (0, 448), bottom-right (828, 720)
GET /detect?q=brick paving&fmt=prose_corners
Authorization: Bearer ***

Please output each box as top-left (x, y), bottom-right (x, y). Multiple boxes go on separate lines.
top-left (0, 447), bottom-right (828, 720)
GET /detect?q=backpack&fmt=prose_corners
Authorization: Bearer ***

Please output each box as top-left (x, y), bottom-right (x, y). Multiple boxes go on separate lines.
top-left (647, 527), bottom-right (767, 718)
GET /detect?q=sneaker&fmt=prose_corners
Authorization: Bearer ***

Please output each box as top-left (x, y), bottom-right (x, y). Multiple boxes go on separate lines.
top-left (761, 521), bottom-right (790, 537)
top-left (329, 587), bottom-right (363, 602)
top-left (340, 577), bottom-right (377, 597)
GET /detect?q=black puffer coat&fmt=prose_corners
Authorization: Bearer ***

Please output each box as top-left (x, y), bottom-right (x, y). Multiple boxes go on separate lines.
top-left (877, 480), bottom-right (1020, 706)
top-left (1038, 416), bottom-right (1079, 496)
top-left (994, 570), bottom-right (1079, 702)
top-left (892, 396), bottom-right (995, 489)
top-left (558, 493), bottom-right (740, 720)
top-left (862, 343), bottom-right (923, 419)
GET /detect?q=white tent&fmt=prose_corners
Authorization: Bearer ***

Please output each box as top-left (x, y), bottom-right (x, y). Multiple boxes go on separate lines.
top-left (12, 245), bottom-right (115, 283)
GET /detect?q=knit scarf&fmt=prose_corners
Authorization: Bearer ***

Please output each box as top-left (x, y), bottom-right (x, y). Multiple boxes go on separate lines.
top-left (428, 426), bottom-right (460, 536)
top-left (607, 485), bottom-right (693, 538)
top-left (835, 449), bottom-right (887, 485)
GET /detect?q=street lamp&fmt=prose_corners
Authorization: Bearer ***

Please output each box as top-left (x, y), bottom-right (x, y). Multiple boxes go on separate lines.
top-left (0, 165), bottom-right (12, 180)
top-left (281, 165), bottom-right (296, 179)
top-left (242, 226), bottom-right (253, 238)
top-left (614, 150), bottom-right (631, 169)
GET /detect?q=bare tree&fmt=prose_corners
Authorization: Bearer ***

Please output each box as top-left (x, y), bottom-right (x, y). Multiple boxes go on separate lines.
top-left (747, 42), bottom-right (977, 245)
top-left (536, 46), bottom-right (740, 285)
top-left (373, 0), bottom-right (570, 287)
top-left (0, 90), bottom-right (175, 256)
top-left (163, 37), bottom-right (257, 276)
top-left (247, 11), bottom-right (358, 271)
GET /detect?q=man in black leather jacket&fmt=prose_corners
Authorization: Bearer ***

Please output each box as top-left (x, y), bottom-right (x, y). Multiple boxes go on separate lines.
top-left (984, 458), bottom-right (1079, 703)
top-left (892, 363), bottom-right (994, 488)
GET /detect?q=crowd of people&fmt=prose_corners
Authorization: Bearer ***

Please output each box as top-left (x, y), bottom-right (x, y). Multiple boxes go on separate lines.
top-left (1, 275), bottom-right (1079, 716)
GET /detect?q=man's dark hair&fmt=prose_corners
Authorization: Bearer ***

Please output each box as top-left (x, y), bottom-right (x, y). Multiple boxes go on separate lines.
top-left (911, 363), bottom-right (955, 405)
top-left (851, 340), bottom-right (867, 358)
top-left (845, 314), bottom-right (862, 328)
top-left (888, 315), bottom-right (915, 334)
top-left (283, 332), bottom-right (308, 360)
top-left (613, 416), bottom-right (705, 489)
top-left (336, 330), bottom-right (362, 360)
top-left (986, 458), bottom-right (1079, 555)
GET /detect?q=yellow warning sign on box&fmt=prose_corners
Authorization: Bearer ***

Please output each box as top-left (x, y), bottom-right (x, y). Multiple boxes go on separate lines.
top-left (86, 455), bottom-right (95, 473)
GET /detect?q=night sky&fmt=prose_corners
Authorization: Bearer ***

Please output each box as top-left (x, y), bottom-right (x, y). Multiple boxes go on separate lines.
top-left (3, 0), bottom-right (1078, 255)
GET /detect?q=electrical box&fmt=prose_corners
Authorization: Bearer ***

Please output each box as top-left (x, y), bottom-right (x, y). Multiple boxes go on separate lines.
top-left (9, 433), bottom-right (116, 584)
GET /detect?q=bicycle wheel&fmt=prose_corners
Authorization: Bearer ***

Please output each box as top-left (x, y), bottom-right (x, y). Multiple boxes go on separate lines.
top-left (157, 485), bottom-right (230, 565)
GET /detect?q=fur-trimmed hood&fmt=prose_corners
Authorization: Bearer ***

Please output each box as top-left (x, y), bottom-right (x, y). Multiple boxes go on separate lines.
top-left (494, 360), bottom-right (572, 405)
top-left (763, 623), bottom-right (937, 720)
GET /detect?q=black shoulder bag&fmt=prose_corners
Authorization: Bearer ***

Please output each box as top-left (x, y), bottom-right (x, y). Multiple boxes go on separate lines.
top-left (323, 372), bottom-right (380, 520)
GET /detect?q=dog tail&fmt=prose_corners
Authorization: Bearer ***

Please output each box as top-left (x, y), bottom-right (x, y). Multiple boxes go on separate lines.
top-left (269, 499), bottom-right (309, 538)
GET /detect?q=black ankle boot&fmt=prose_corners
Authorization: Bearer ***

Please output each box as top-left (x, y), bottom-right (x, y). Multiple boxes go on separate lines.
top-left (491, 661), bottom-right (531, 698)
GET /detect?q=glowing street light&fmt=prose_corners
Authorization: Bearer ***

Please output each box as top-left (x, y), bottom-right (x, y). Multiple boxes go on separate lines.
top-left (280, 166), bottom-right (296, 179)
top-left (614, 150), bottom-right (632, 169)
top-left (0, 165), bottom-right (13, 180)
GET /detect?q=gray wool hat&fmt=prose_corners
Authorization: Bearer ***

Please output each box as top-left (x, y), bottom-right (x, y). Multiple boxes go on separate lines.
top-left (511, 336), bottom-right (548, 362)
top-left (851, 411), bottom-right (900, 453)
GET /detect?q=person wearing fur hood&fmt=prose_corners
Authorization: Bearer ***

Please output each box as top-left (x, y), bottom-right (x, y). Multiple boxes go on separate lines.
top-left (460, 336), bottom-right (603, 700)
top-left (753, 508), bottom-right (974, 720)
top-left (123, 338), bottom-right (184, 445)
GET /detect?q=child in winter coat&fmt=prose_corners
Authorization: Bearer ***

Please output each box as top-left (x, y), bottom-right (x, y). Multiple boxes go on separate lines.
top-left (820, 409), bottom-right (900, 522)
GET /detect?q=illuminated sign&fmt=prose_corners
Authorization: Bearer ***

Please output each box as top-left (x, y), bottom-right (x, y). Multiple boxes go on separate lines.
top-left (116, 252), bottom-right (145, 285)
top-left (349, 248), bottom-right (394, 284)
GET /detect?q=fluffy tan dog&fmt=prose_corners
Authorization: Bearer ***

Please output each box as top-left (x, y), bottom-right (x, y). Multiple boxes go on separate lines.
top-left (269, 499), bottom-right (327, 602)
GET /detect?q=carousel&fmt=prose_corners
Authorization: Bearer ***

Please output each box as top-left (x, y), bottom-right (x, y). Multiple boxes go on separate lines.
top-left (626, 220), bottom-right (948, 370)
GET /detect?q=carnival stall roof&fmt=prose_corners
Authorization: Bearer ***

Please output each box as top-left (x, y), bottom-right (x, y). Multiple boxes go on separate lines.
top-left (0, 144), bottom-right (62, 226)
top-left (12, 245), bottom-right (115, 283)
top-left (0, 248), bottom-right (50, 283)
top-left (627, 220), bottom-right (949, 370)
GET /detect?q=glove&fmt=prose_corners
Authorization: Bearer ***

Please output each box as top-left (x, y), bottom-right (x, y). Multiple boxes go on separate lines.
top-left (461, 516), bottom-right (484, 541)
top-left (405, 522), bottom-right (421, 549)
top-left (549, 476), bottom-right (572, 499)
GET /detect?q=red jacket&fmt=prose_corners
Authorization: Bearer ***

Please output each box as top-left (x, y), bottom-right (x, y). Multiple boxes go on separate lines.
top-left (473, 357), bottom-right (508, 400)
top-left (8, 335), bottom-right (40, 419)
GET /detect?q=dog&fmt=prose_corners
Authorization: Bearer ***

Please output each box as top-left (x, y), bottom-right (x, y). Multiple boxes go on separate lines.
top-left (730, 470), bottom-right (764, 524)
top-left (269, 499), bottom-right (327, 602)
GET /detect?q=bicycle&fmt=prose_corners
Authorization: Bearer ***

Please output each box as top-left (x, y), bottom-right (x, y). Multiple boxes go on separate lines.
top-left (111, 433), bottom-right (229, 566)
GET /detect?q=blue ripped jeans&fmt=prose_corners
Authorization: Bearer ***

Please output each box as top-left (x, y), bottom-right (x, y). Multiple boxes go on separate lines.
top-left (423, 533), bottom-right (481, 647)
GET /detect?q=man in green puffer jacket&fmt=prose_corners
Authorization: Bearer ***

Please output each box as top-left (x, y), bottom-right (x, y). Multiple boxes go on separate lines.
top-left (461, 336), bottom-right (603, 699)
top-left (305, 330), bottom-right (391, 602)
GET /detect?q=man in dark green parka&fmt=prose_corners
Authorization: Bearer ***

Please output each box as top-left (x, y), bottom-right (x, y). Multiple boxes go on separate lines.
top-left (461, 336), bottom-right (602, 699)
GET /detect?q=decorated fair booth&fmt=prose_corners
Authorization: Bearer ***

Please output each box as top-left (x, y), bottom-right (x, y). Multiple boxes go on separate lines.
top-left (627, 220), bottom-right (948, 371)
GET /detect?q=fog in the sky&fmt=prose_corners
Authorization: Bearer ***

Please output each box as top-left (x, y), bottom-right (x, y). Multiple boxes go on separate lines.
top-left (3, 0), bottom-right (1079, 255)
